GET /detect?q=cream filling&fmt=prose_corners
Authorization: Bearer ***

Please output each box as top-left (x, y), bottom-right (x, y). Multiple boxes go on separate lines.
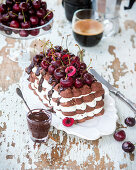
top-left (31, 82), bottom-right (102, 112)
top-left (54, 107), bottom-right (104, 120)
top-left (50, 96), bottom-right (102, 112)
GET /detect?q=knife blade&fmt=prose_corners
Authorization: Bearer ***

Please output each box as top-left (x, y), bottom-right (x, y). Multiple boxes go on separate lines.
top-left (90, 69), bottom-right (118, 94)
top-left (90, 69), bottom-right (136, 113)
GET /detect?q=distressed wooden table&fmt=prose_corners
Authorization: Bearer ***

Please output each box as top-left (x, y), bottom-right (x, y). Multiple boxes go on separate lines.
top-left (0, 0), bottom-right (136, 169)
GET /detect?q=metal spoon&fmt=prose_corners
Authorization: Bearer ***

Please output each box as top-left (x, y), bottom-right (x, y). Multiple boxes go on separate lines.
top-left (16, 87), bottom-right (32, 113)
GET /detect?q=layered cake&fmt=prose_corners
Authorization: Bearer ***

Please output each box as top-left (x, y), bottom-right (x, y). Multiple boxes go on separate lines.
top-left (26, 43), bottom-right (104, 126)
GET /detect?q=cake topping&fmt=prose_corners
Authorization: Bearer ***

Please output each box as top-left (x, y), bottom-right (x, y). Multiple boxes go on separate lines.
top-left (65, 66), bottom-right (76, 77)
top-left (62, 117), bottom-right (74, 127)
top-left (60, 76), bottom-right (74, 88)
top-left (26, 40), bottom-right (96, 92)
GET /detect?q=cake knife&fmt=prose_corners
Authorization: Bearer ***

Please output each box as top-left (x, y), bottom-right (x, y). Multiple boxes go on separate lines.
top-left (90, 69), bottom-right (136, 113)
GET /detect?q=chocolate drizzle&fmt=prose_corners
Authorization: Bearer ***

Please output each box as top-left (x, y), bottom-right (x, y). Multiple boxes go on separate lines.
top-left (48, 76), bottom-right (58, 84)
top-left (38, 76), bottom-right (44, 92)
top-left (48, 88), bottom-right (54, 100)
top-left (56, 86), bottom-right (66, 106)
top-left (35, 67), bottom-right (42, 76)
top-left (26, 61), bottom-right (34, 74)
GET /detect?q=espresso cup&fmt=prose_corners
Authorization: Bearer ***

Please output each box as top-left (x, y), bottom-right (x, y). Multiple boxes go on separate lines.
top-left (72, 9), bottom-right (104, 47)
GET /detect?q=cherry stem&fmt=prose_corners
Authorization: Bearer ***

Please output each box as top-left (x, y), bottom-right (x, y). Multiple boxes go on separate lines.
top-left (67, 55), bottom-right (70, 65)
top-left (44, 11), bottom-right (52, 20)
top-left (52, 53), bottom-right (56, 61)
top-left (22, 10), bottom-right (25, 23)
top-left (44, 60), bottom-right (51, 65)
top-left (12, 12), bottom-right (18, 16)
top-left (75, 44), bottom-right (82, 61)
top-left (86, 59), bottom-right (92, 71)
top-left (39, 40), bottom-right (49, 55)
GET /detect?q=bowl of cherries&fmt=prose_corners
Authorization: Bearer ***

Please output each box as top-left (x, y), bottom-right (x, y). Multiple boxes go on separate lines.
top-left (0, 0), bottom-right (53, 39)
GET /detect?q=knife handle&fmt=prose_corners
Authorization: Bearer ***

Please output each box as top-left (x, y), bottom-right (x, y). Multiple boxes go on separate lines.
top-left (116, 91), bottom-right (136, 113)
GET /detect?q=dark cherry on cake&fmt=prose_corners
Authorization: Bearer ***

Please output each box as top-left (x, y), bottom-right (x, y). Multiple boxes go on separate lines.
top-left (0, 0), bottom-right (53, 37)
top-left (26, 41), bottom-right (97, 127)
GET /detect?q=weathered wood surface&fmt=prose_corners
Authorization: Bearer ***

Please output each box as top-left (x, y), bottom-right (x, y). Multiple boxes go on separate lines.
top-left (0, 0), bottom-right (136, 169)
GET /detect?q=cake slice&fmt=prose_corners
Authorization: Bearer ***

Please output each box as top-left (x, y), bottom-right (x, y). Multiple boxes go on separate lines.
top-left (26, 43), bottom-right (104, 126)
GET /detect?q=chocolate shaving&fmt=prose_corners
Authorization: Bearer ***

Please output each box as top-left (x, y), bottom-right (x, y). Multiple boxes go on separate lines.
top-left (26, 61), bottom-right (34, 74)
top-left (35, 67), bottom-right (42, 76)
top-left (38, 76), bottom-right (44, 92)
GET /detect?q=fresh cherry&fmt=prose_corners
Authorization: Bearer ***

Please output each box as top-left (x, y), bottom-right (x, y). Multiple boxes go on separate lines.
top-left (36, 8), bottom-right (45, 18)
top-left (54, 68), bottom-right (65, 80)
top-left (60, 76), bottom-right (74, 88)
top-left (51, 60), bottom-right (61, 67)
top-left (10, 20), bottom-right (19, 28)
top-left (41, 60), bottom-right (49, 71)
top-left (30, 29), bottom-right (39, 36)
top-left (125, 117), bottom-right (135, 127)
top-left (62, 117), bottom-right (74, 127)
top-left (30, 16), bottom-right (39, 25)
top-left (83, 73), bottom-right (93, 85)
top-left (41, 1), bottom-right (47, 10)
top-left (9, 11), bottom-right (17, 19)
top-left (54, 46), bottom-right (62, 52)
top-left (46, 10), bottom-right (53, 21)
top-left (6, 0), bottom-right (13, 6)
top-left (13, 3), bottom-right (21, 12)
top-left (0, 4), bottom-right (6, 14)
top-left (21, 21), bottom-right (31, 29)
top-left (80, 63), bottom-right (87, 70)
top-left (2, 13), bottom-right (10, 22)
top-left (32, 0), bottom-right (41, 9)
top-left (75, 78), bottom-right (83, 88)
top-left (19, 30), bottom-right (29, 37)
top-left (70, 59), bottom-right (80, 71)
top-left (114, 130), bottom-right (126, 141)
top-left (48, 64), bottom-right (56, 75)
top-left (28, 8), bottom-right (35, 15)
top-left (18, 12), bottom-right (24, 22)
top-left (122, 141), bottom-right (135, 153)
top-left (47, 48), bottom-right (55, 56)
top-left (39, 18), bottom-right (46, 26)
top-left (55, 52), bottom-right (62, 58)
top-left (19, 2), bottom-right (28, 11)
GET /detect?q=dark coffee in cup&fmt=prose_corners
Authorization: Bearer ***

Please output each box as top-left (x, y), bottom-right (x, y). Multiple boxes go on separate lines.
top-left (73, 19), bottom-right (104, 47)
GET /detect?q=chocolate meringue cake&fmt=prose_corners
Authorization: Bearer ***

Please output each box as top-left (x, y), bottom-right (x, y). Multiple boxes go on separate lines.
top-left (26, 43), bottom-right (104, 125)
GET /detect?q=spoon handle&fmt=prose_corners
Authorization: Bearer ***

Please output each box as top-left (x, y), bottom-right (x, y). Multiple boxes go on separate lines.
top-left (16, 88), bottom-right (31, 112)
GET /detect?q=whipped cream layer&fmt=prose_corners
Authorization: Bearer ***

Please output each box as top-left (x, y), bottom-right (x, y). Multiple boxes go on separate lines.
top-left (54, 107), bottom-right (104, 120)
